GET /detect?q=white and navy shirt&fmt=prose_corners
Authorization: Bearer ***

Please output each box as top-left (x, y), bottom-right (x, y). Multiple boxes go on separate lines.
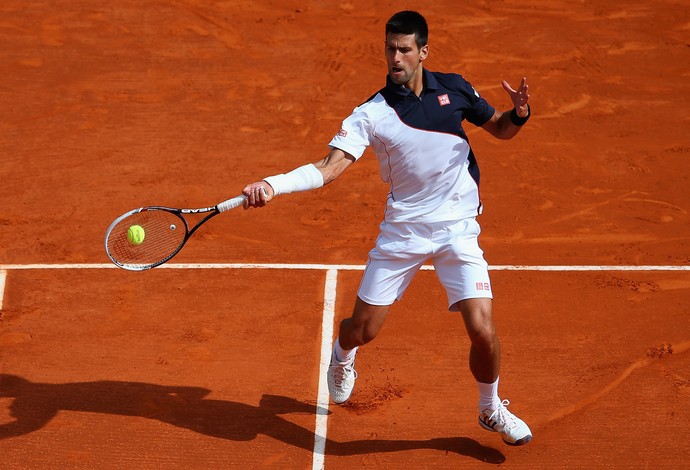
top-left (329, 69), bottom-right (495, 224)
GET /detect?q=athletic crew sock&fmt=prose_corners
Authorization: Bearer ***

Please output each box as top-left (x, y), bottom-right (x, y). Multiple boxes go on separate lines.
top-left (477, 377), bottom-right (501, 412)
top-left (333, 338), bottom-right (357, 363)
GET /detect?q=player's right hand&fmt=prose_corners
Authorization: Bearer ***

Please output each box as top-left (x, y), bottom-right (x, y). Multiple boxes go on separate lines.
top-left (242, 182), bottom-right (274, 209)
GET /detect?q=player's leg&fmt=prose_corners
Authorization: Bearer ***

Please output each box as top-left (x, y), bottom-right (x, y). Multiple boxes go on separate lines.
top-left (453, 297), bottom-right (500, 385)
top-left (328, 264), bottom-right (415, 404)
top-left (434, 217), bottom-right (532, 446)
top-left (432, 217), bottom-right (500, 388)
top-left (337, 296), bottom-right (390, 350)
top-left (327, 298), bottom-right (390, 404)
top-left (454, 298), bottom-right (531, 445)
top-left (328, 221), bottom-right (427, 404)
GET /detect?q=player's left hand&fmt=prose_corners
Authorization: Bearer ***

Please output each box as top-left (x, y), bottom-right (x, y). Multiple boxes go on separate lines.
top-left (502, 77), bottom-right (530, 117)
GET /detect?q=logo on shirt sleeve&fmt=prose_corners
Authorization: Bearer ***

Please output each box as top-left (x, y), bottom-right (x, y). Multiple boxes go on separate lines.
top-left (336, 129), bottom-right (348, 138)
top-left (437, 94), bottom-right (450, 106)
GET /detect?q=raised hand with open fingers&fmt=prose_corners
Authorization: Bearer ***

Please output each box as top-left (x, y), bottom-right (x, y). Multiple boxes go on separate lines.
top-left (502, 77), bottom-right (530, 117)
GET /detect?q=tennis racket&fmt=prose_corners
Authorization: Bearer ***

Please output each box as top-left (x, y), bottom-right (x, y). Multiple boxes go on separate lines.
top-left (105, 195), bottom-right (246, 271)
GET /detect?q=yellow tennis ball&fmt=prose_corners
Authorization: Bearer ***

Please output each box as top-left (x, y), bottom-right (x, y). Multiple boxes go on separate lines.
top-left (127, 225), bottom-right (145, 246)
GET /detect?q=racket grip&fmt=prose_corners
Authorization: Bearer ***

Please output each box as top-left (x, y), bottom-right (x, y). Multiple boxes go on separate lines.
top-left (217, 195), bottom-right (247, 213)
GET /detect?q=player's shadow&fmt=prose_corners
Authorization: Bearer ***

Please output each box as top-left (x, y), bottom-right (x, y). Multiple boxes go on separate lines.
top-left (0, 374), bottom-right (505, 464)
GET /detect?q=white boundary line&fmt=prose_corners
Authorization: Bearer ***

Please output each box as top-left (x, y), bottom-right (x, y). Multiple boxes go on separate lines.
top-left (0, 269), bottom-right (6, 312)
top-left (0, 263), bottom-right (688, 271)
top-left (312, 269), bottom-right (337, 470)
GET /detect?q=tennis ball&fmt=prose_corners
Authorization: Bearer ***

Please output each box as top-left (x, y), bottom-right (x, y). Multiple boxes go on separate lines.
top-left (127, 225), bottom-right (145, 246)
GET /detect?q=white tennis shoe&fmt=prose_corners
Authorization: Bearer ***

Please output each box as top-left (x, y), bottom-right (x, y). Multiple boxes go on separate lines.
top-left (327, 352), bottom-right (357, 404)
top-left (478, 399), bottom-right (532, 446)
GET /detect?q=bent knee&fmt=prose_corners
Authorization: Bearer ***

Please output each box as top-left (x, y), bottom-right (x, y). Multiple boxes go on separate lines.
top-left (353, 321), bottom-right (381, 345)
top-left (340, 317), bottom-right (382, 347)
top-left (467, 322), bottom-right (498, 351)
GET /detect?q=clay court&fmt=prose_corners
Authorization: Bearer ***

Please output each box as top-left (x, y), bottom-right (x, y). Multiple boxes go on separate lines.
top-left (1, 0), bottom-right (689, 468)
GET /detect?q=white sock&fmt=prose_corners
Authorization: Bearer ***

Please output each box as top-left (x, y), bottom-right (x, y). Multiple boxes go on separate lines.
top-left (333, 338), bottom-right (357, 363)
top-left (477, 377), bottom-right (501, 412)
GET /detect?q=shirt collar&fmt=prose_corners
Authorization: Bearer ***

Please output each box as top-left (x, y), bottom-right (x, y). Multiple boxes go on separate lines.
top-left (385, 69), bottom-right (439, 96)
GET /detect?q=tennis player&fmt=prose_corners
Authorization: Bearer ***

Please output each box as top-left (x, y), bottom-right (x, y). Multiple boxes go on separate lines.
top-left (242, 10), bottom-right (532, 446)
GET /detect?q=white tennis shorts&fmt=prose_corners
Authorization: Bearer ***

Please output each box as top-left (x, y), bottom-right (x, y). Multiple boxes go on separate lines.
top-left (357, 217), bottom-right (492, 311)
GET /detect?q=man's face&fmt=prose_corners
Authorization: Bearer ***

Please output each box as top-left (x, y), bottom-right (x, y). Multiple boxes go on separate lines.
top-left (385, 33), bottom-right (428, 87)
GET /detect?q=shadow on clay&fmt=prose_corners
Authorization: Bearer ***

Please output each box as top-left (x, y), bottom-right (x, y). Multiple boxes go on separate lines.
top-left (0, 374), bottom-right (505, 464)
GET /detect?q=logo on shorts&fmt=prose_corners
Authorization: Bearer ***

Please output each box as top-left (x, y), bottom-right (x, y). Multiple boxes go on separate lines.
top-left (437, 94), bottom-right (450, 106)
top-left (476, 282), bottom-right (491, 291)
top-left (336, 129), bottom-right (348, 137)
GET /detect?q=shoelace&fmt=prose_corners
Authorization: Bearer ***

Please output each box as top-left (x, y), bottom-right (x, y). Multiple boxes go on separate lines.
top-left (331, 362), bottom-right (356, 387)
top-left (488, 399), bottom-right (517, 430)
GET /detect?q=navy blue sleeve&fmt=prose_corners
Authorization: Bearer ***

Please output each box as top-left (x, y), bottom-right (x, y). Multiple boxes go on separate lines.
top-left (458, 77), bottom-right (496, 127)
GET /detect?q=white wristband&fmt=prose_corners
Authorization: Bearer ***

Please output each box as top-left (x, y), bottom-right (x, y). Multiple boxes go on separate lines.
top-left (263, 163), bottom-right (324, 196)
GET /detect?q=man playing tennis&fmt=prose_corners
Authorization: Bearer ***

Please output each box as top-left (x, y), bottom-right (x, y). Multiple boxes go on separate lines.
top-left (242, 10), bottom-right (532, 446)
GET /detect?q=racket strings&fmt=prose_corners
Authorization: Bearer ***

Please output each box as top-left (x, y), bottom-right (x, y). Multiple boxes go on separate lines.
top-left (106, 210), bottom-right (185, 269)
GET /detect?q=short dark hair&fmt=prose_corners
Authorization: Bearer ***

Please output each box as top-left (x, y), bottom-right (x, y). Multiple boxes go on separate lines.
top-left (385, 11), bottom-right (428, 49)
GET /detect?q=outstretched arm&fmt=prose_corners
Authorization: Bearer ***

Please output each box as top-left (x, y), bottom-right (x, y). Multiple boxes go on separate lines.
top-left (481, 77), bottom-right (531, 140)
top-left (242, 147), bottom-right (356, 209)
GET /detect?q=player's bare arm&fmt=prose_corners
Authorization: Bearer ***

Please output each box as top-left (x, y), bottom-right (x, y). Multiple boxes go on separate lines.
top-left (242, 147), bottom-right (355, 209)
top-left (481, 76), bottom-right (531, 140)
top-left (314, 148), bottom-right (356, 184)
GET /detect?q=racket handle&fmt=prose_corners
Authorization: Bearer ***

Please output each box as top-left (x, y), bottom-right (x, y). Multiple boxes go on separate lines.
top-left (217, 195), bottom-right (247, 213)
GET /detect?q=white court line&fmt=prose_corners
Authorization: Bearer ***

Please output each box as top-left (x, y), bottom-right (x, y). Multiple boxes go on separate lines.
top-left (0, 269), bottom-right (6, 312)
top-left (312, 269), bottom-right (338, 470)
top-left (0, 263), bottom-right (688, 271)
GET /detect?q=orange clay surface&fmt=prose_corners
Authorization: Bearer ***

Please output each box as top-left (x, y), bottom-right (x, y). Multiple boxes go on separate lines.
top-left (1, 1), bottom-right (689, 468)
